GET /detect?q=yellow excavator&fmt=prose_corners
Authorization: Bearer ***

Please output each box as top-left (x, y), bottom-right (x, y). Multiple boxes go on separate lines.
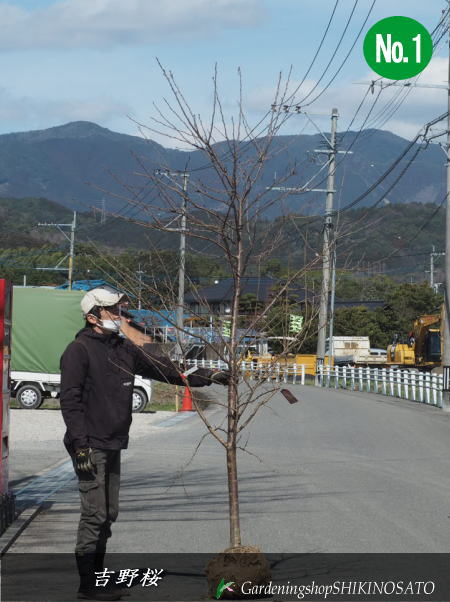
top-left (386, 306), bottom-right (443, 371)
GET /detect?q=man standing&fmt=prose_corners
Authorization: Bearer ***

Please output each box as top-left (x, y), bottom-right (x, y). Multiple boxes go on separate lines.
top-left (60, 286), bottom-right (228, 600)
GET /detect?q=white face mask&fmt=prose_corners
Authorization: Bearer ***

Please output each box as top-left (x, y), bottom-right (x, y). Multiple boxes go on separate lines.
top-left (98, 319), bottom-right (121, 333)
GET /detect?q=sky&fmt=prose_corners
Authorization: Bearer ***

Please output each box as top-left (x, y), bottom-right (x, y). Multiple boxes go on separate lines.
top-left (0, 0), bottom-right (448, 147)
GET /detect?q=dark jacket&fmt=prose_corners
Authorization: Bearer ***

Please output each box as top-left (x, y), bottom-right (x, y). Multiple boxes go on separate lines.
top-left (60, 327), bottom-right (210, 452)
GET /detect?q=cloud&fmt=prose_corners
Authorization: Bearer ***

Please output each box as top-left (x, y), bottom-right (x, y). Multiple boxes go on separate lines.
top-left (244, 56), bottom-right (449, 141)
top-left (0, 88), bottom-right (131, 131)
top-left (0, 0), bottom-right (264, 50)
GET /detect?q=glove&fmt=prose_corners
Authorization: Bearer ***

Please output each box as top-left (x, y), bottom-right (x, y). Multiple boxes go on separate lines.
top-left (75, 448), bottom-right (94, 474)
top-left (210, 370), bottom-right (231, 386)
top-left (186, 368), bottom-right (231, 387)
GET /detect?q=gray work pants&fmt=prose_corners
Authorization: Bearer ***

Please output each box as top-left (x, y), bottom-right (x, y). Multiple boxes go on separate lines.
top-left (73, 449), bottom-right (121, 554)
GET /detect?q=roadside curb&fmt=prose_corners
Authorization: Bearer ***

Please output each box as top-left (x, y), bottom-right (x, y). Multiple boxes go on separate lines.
top-left (155, 411), bottom-right (197, 428)
top-left (0, 504), bottom-right (43, 556)
top-left (1, 460), bottom-right (76, 555)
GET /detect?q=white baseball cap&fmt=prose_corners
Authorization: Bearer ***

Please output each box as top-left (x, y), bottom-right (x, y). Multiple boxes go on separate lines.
top-left (81, 287), bottom-right (126, 316)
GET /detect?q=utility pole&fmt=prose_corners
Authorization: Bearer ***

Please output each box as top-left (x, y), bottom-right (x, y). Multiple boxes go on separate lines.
top-left (36, 211), bottom-right (77, 289)
top-left (178, 171), bottom-right (188, 359)
top-left (431, 246), bottom-right (435, 289)
top-left (136, 264), bottom-right (145, 310)
top-left (327, 242), bottom-right (337, 365)
top-left (68, 211), bottom-right (76, 290)
top-left (429, 246), bottom-right (445, 292)
top-left (267, 107), bottom-right (348, 374)
top-left (154, 169), bottom-right (189, 360)
top-left (316, 108), bottom-right (338, 368)
top-left (100, 199), bottom-right (106, 225)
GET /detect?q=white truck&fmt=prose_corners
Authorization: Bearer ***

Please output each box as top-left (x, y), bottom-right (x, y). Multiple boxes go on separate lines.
top-left (329, 336), bottom-right (387, 366)
top-left (11, 287), bottom-right (152, 411)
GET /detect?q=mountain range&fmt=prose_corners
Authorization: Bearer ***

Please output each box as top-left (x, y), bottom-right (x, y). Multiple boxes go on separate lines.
top-left (0, 121), bottom-right (445, 218)
top-left (0, 194), bottom-right (444, 283)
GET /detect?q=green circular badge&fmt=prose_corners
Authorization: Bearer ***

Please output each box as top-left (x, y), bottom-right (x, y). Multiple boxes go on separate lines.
top-left (363, 16), bottom-right (433, 80)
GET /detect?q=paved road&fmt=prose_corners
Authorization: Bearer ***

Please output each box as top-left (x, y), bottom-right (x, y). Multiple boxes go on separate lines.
top-left (8, 408), bottom-right (174, 490)
top-left (8, 384), bottom-right (450, 553)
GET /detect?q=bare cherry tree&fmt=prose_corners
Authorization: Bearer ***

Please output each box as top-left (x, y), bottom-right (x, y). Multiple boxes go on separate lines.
top-left (92, 65), bottom-right (324, 550)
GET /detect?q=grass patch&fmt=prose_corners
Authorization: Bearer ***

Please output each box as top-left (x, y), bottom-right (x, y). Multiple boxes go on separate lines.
top-left (11, 382), bottom-right (212, 412)
top-left (146, 403), bottom-right (176, 412)
top-left (147, 382), bottom-right (211, 412)
top-left (10, 398), bottom-right (60, 410)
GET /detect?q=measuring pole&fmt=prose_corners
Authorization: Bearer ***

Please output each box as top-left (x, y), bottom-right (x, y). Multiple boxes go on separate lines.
top-left (316, 108), bottom-right (338, 369)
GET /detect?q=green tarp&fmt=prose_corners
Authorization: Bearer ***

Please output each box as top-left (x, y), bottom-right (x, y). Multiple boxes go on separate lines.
top-left (11, 287), bottom-right (84, 374)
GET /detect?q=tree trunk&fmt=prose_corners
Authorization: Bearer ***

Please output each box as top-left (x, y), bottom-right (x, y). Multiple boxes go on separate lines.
top-left (226, 186), bottom-right (243, 549)
top-left (226, 383), bottom-right (241, 547)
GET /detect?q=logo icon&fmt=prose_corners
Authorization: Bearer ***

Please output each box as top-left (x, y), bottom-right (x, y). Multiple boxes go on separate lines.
top-left (215, 578), bottom-right (235, 599)
top-left (363, 16), bottom-right (433, 80)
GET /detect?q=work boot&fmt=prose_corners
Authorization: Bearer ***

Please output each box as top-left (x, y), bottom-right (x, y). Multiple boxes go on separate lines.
top-left (94, 551), bottom-right (130, 597)
top-left (75, 553), bottom-right (121, 601)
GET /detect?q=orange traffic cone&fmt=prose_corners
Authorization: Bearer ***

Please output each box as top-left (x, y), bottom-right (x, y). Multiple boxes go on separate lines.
top-left (180, 386), bottom-right (194, 411)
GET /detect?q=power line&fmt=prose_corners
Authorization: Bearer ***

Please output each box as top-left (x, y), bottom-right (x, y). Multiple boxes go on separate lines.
top-left (136, 1), bottom-right (351, 185)
top-left (301, 1), bottom-right (377, 108)
top-left (282, 0), bottom-right (340, 104)
top-left (88, 2), bottom-right (377, 236)
top-left (182, 1), bottom-right (345, 177)
top-left (298, 25), bottom-right (444, 208)
top-left (295, 1), bottom-right (360, 106)
top-left (337, 111), bottom-right (449, 214)
top-left (341, 196), bottom-right (446, 273)
top-left (271, 83), bottom-right (385, 215)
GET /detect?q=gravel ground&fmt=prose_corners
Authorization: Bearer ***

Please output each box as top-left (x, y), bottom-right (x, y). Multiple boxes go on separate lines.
top-left (8, 409), bottom-right (176, 489)
top-left (9, 408), bottom-right (174, 443)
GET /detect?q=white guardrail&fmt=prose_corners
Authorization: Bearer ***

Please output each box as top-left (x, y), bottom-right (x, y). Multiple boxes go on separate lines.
top-left (186, 358), bottom-right (306, 385)
top-left (187, 359), bottom-right (444, 408)
top-left (317, 365), bottom-right (443, 408)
